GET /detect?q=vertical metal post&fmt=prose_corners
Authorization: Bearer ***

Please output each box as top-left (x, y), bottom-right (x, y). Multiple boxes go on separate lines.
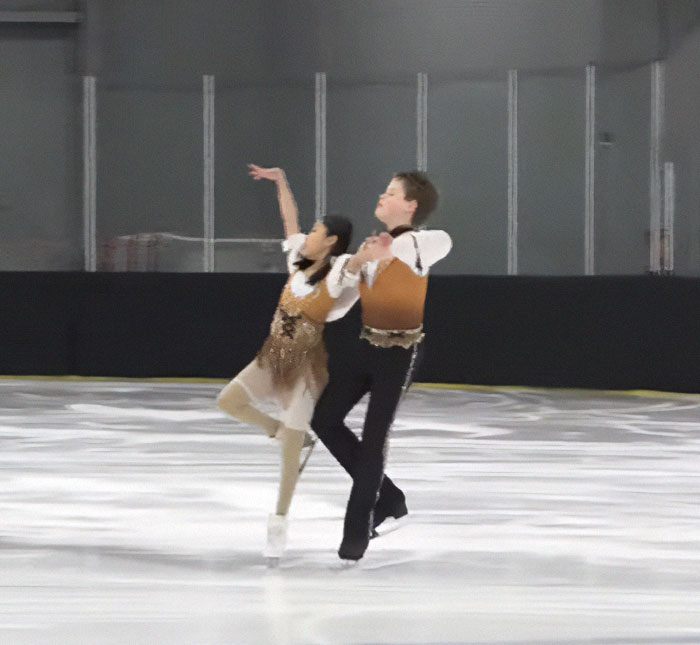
top-left (663, 161), bottom-right (675, 274)
top-left (649, 61), bottom-right (665, 274)
top-left (507, 70), bottom-right (519, 275)
top-left (584, 64), bottom-right (596, 275)
top-left (82, 75), bottom-right (97, 272)
top-left (417, 72), bottom-right (428, 172)
top-left (203, 74), bottom-right (215, 272)
top-left (315, 72), bottom-right (327, 221)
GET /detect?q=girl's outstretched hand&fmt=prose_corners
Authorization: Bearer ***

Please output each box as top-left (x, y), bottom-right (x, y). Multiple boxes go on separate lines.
top-left (248, 163), bottom-right (285, 182)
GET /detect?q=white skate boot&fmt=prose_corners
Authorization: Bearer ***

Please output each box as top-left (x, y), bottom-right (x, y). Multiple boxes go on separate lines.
top-left (263, 513), bottom-right (287, 565)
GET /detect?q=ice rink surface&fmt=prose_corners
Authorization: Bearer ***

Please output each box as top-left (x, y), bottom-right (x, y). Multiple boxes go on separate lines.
top-left (1, 378), bottom-right (699, 645)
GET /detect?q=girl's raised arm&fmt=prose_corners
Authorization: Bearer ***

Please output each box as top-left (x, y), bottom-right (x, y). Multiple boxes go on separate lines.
top-left (248, 164), bottom-right (300, 238)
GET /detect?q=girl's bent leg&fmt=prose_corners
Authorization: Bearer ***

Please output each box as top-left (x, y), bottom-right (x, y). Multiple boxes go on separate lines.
top-left (216, 380), bottom-right (278, 438)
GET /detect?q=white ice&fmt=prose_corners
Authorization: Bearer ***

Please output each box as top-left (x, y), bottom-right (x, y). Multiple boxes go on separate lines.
top-left (1, 379), bottom-right (700, 644)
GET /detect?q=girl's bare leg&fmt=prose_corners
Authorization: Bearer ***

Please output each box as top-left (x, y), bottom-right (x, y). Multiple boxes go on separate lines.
top-left (217, 381), bottom-right (279, 438)
top-left (275, 426), bottom-right (306, 515)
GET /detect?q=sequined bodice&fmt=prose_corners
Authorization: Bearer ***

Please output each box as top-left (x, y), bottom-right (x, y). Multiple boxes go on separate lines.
top-left (256, 272), bottom-right (332, 393)
top-left (277, 273), bottom-right (335, 324)
top-left (268, 305), bottom-right (323, 353)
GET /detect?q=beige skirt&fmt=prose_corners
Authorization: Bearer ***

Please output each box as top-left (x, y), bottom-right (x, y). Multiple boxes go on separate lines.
top-left (226, 306), bottom-right (329, 431)
top-left (226, 358), bottom-right (320, 432)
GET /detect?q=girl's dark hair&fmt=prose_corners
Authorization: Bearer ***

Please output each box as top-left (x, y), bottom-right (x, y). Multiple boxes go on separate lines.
top-left (294, 214), bottom-right (353, 285)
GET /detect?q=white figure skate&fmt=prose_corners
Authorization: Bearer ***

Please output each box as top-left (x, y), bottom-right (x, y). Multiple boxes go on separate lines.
top-left (263, 513), bottom-right (287, 566)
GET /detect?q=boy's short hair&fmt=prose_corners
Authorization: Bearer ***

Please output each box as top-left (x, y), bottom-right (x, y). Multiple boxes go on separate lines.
top-left (394, 171), bottom-right (438, 226)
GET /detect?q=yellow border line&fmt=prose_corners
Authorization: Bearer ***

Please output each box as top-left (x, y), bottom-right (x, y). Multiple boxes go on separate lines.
top-left (412, 382), bottom-right (700, 401)
top-left (0, 375), bottom-right (229, 384)
top-left (1, 375), bottom-right (698, 400)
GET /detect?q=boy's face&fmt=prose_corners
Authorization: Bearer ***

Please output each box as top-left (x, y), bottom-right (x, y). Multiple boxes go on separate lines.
top-left (374, 177), bottom-right (416, 225)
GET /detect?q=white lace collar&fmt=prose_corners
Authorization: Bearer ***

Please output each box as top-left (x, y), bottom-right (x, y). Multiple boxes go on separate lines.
top-left (363, 258), bottom-right (394, 287)
top-left (289, 256), bottom-right (338, 297)
top-left (289, 270), bottom-right (315, 298)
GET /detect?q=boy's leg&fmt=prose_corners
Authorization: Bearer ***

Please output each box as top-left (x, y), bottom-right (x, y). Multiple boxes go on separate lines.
top-left (311, 364), bottom-right (369, 471)
top-left (372, 342), bottom-right (423, 530)
top-left (311, 353), bottom-right (405, 505)
top-left (339, 345), bottom-right (416, 559)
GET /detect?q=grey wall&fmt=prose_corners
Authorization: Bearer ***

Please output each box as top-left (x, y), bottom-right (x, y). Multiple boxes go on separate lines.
top-left (1, 0), bottom-right (699, 274)
top-left (283, 0), bottom-right (662, 78)
top-left (665, 26), bottom-right (700, 276)
top-left (595, 65), bottom-right (652, 275)
top-left (429, 78), bottom-right (508, 275)
top-left (88, 2), bottom-right (319, 247)
top-left (517, 72), bottom-right (585, 275)
top-left (83, 0), bottom-right (671, 82)
top-left (0, 22), bottom-right (81, 270)
top-left (0, 1), bottom-right (75, 9)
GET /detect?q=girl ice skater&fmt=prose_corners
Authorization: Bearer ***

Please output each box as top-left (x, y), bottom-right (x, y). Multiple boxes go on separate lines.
top-left (217, 164), bottom-right (358, 561)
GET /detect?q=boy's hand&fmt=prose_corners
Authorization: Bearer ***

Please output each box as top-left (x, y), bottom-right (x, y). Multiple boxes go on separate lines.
top-left (248, 163), bottom-right (285, 182)
top-left (376, 232), bottom-right (393, 247)
top-left (357, 234), bottom-right (394, 263)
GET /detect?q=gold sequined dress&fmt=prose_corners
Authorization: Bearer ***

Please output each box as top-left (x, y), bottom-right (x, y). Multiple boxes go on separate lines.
top-left (256, 270), bottom-right (338, 398)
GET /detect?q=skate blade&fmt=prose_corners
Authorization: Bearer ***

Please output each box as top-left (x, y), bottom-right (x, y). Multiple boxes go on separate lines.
top-left (371, 514), bottom-right (408, 539)
top-left (298, 438), bottom-right (317, 474)
top-left (330, 558), bottom-right (360, 571)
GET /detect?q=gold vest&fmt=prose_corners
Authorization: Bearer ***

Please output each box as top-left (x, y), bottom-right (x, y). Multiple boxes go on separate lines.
top-left (359, 258), bottom-right (428, 330)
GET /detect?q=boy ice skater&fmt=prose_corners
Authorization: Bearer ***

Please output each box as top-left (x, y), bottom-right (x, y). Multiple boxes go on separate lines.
top-left (312, 171), bottom-right (451, 561)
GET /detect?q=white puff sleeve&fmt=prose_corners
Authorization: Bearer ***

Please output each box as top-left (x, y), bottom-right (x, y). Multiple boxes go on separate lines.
top-left (324, 254), bottom-right (360, 322)
top-left (281, 233), bottom-right (307, 274)
top-left (391, 230), bottom-right (452, 276)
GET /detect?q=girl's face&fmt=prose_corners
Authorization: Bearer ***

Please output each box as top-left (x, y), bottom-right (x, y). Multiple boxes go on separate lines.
top-left (302, 221), bottom-right (337, 260)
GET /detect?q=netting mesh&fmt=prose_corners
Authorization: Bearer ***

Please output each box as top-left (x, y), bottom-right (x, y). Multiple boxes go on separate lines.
top-left (98, 235), bottom-right (285, 272)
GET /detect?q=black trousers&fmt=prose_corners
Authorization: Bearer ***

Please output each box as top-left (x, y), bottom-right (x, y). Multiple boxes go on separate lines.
top-left (311, 337), bottom-right (423, 542)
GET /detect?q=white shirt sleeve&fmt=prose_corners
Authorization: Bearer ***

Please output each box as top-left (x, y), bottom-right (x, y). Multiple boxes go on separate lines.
top-left (391, 230), bottom-right (452, 276)
top-left (281, 233), bottom-right (307, 274)
top-left (324, 254), bottom-right (360, 322)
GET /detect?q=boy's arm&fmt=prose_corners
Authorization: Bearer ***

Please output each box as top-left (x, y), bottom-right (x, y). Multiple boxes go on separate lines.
top-left (345, 233), bottom-right (394, 275)
top-left (391, 230), bottom-right (452, 275)
top-left (248, 164), bottom-right (301, 238)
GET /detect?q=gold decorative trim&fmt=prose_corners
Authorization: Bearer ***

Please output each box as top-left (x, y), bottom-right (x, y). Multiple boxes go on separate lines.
top-left (360, 324), bottom-right (425, 349)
